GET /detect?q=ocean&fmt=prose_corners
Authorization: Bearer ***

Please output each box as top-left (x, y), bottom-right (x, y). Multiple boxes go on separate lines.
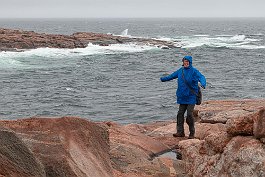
top-left (0, 18), bottom-right (264, 124)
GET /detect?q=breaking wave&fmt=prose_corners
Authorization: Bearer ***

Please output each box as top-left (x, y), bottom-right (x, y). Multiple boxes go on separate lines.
top-left (0, 43), bottom-right (157, 59)
top-left (0, 43), bottom-right (157, 69)
top-left (157, 34), bottom-right (265, 49)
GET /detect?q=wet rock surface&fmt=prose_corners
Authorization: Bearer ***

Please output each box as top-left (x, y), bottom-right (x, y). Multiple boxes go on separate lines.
top-left (0, 99), bottom-right (264, 176)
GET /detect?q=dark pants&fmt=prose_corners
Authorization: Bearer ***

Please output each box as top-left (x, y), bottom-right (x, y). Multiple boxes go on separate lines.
top-left (177, 104), bottom-right (195, 136)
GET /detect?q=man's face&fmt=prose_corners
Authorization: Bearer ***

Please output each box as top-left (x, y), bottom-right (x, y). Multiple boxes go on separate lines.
top-left (183, 59), bottom-right (190, 68)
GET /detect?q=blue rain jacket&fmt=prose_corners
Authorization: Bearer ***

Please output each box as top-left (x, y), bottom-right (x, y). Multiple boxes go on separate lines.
top-left (160, 56), bottom-right (206, 104)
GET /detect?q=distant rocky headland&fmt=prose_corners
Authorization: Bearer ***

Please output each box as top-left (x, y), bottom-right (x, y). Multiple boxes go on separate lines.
top-left (0, 28), bottom-right (177, 52)
top-left (0, 99), bottom-right (264, 176)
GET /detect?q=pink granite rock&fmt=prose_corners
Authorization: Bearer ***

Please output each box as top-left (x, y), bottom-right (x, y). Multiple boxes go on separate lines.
top-left (0, 99), bottom-right (264, 176)
top-left (0, 126), bottom-right (45, 177)
top-left (253, 108), bottom-right (265, 139)
top-left (196, 99), bottom-right (265, 123)
top-left (178, 136), bottom-right (265, 176)
top-left (226, 111), bottom-right (255, 136)
top-left (0, 28), bottom-right (176, 51)
top-left (0, 117), bottom-right (113, 177)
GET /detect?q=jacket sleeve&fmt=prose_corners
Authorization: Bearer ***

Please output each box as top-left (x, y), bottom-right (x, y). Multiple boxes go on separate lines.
top-left (196, 70), bottom-right (206, 88)
top-left (160, 70), bottom-right (179, 82)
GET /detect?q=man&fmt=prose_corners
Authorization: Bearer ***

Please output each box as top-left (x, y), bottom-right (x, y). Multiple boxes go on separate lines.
top-left (160, 56), bottom-right (206, 139)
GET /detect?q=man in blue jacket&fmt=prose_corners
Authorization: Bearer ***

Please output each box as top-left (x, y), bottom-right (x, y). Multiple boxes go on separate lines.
top-left (160, 56), bottom-right (206, 139)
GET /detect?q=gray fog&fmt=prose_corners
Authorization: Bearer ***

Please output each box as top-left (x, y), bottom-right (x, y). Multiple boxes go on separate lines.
top-left (1, 0), bottom-right (265, 18)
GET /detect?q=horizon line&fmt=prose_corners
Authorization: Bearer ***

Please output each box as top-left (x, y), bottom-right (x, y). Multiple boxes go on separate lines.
top-left (0, 16), bottom-right (265, 19)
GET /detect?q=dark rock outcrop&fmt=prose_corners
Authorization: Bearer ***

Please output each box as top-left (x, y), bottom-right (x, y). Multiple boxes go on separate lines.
top-left (0, 28), bottom-right (177, 51)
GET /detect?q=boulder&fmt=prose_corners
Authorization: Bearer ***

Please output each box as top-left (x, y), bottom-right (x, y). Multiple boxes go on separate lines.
top-left (195, 123), bottom-right (227, 140)
top-left (204, 131), bottom-right (231, 154)
top-left (226, 111), bottom-right (255, 136)
top-left (213, 136), bottom-right (265, 177)
top-left (0, 117), bottom-right (113, 177)
top-left (178, 136), bottom-right (265, 177)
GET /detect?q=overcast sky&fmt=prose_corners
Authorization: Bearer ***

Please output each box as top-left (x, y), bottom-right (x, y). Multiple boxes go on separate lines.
top-left (1, 0), bottom-right (265, 18)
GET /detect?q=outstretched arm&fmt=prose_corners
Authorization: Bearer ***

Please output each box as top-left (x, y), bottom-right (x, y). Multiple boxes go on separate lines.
top-left (160, 70), bottom-right (179, 82)
top-left (197, 70), bottom-right (206, 88)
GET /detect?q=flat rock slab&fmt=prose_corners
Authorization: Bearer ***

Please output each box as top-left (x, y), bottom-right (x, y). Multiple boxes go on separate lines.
top-left (196, 99), bottom-right (265, 123)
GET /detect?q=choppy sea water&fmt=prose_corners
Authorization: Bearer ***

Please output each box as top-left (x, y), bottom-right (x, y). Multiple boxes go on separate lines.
top-left (0, 18), bottom-right (264, 123)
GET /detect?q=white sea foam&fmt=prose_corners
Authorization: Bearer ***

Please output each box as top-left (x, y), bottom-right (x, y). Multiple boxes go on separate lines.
top-left (215, 34), bottom-right (234, 37)
top-left (0, 43), bottom-right (157, 69)
top-left (193, 34), bottom-right (210, 37)
top-left (96, 43), bottom-right (156, 52)
top-left (0, 44), bottom-right (156, 68)
top-left (173, 34), bottom-right (264, 49)
top-left (230, 34), bottom-right (246, 41)
top-left (0, 55), bottom-right (25, 68)
top-left (151, 33), bottom-right (263, 49)
top-left (156, 37), bottom-right (172, 41)
top-left (250, 33), bottom-right (264, 36)
top-left (0, 43), bottom-right (156, 57)
top-left (232, 45), bottom-right (265, 49)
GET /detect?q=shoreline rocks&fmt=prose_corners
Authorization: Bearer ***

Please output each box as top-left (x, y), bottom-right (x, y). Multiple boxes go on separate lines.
top-left (0, 28), bottom-right (177, 52)
top-left (0, 99), bottom-right (264, 176)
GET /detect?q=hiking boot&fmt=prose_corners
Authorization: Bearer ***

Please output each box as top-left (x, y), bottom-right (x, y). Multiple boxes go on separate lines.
top-left (173, 133), bottom-right (185, 137)
top-left (188, 135), bottom-right (195, 139)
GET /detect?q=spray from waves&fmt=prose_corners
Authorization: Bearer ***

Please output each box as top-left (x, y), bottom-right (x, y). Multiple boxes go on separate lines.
top-left (121, 29), bottom-right (129, 37)
top-left (156, 34), bottom-right (265, 49)
top-left (111, 29), bottom-right (133, 38)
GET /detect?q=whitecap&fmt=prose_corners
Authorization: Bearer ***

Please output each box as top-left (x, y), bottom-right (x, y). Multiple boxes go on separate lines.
top-left (193, 34), bottom-right (209, 37)
top-left (230, 34), bottom-right (246, 41)
top-left (215, 34), bottom-right (234, 37)
top-left (0, 43), bottom-right (157, 60)
top-left (155, 37), bottom-right (172, 42)
top-left (249, 33), bottom-right (264, 36)
top-left (177, 34), bottom-right (263, 49)
top-left (231, 45), bottom-right (265, 50)
top-left (179, 36), bottom-right (211, 48)
top-left (84, 43), bottom-right (157, 53)
top-left (215, 35), bottom-right (246, 43)
top-left (181, 42), bottom-right (205, 48)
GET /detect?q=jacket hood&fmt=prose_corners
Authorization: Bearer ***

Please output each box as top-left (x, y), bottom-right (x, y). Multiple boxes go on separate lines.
top-left (183, 56), bottom-right (192, 68)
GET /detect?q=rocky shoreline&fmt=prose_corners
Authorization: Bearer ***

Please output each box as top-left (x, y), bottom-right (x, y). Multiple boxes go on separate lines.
top-left (0, 99), bottom-right (264, 176)
top-left (0, 28), bottom-right (177, 52)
